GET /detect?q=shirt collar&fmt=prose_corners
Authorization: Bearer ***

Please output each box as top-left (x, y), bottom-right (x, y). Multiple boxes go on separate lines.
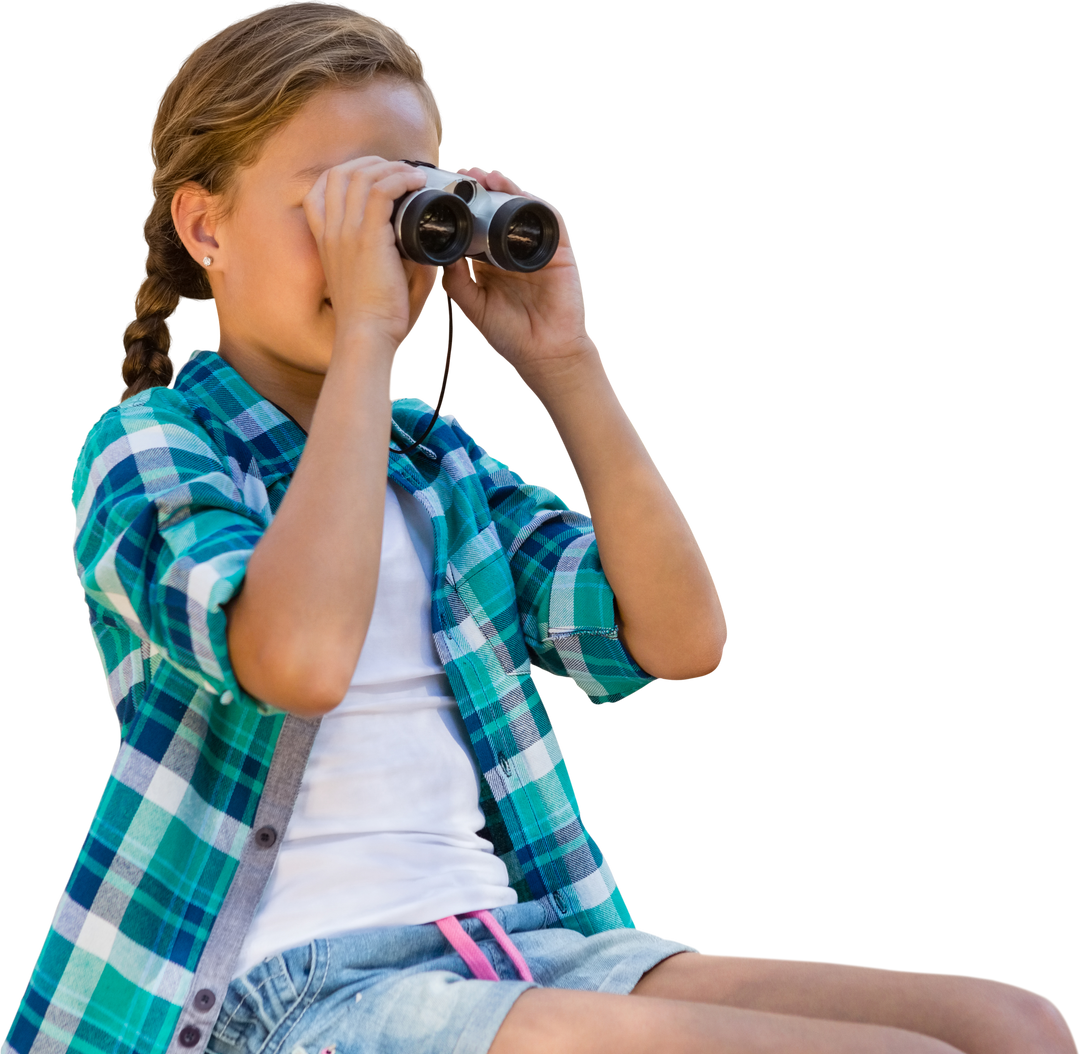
top-left (174, 351), bottom-right (308, 484)
top-left (173, 351), bottom-right (438, 487)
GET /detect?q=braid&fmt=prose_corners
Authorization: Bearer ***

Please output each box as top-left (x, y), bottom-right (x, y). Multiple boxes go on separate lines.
top-left (121, 272), bottom-right (180, 401)
top-left (121, 197), bottom-right (209, 401)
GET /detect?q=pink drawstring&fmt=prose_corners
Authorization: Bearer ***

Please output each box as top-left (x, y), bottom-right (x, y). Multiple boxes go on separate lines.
top-left (434, 910), bottom-right (534, 982)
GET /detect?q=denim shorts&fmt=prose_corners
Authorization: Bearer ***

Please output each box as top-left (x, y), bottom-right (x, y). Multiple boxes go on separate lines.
top-left (208, 901), bottom-right (692, 1054)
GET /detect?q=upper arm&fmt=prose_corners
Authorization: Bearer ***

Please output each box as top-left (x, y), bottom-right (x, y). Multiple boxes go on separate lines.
top-left (74, 394), bottom-right (271, 710)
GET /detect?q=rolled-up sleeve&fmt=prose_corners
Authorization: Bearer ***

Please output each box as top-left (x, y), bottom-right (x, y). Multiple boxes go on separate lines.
top-left (73, 392), bottom-right (270, 710)
top-left (453, 420), bottom-right (654, 704)
top-left (539, 530), bottom-right (656, 703)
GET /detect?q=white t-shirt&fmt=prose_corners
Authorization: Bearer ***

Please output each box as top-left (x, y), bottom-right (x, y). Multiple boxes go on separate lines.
top-left (235, 483), bottom-right (516, 977)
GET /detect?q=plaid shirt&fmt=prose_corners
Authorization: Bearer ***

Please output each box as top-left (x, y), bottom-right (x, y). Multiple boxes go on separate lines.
top-left (6, 352), bottom-right (653, 1054)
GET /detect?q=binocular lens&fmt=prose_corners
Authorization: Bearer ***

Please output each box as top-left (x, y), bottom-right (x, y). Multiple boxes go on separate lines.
top-left (396, 189), bottom-right (473, 266)
top-left (487, 200), bottom-right (559, 272)
top-left (506, 210), bottom-right (545, 264)
top-left (417, 200), bottom-right (460, 256)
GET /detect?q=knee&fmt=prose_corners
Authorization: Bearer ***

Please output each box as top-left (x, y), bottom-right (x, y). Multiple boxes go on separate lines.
top-left (992, 983), bottom-right (1075, 1054)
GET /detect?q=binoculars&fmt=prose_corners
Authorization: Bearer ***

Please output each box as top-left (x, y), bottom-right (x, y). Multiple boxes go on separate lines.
top-left (393, 162), bottom-right (560, 272)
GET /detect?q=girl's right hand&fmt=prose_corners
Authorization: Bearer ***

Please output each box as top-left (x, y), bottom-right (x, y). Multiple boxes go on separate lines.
top-left (303, 157), bottom-right (429, 348)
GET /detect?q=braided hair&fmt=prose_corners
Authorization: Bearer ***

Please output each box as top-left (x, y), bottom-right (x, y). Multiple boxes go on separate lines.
top-left (121, 3), bottom-right (440, 400)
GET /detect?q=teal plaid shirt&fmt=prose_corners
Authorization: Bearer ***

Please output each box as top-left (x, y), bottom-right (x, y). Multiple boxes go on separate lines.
top-left (6, 352), bottom-right (653, 1054)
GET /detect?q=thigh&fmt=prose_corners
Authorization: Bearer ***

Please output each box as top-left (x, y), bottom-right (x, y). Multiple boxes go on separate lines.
top-left (210, 937), bottom-right (529, 1054)
top-left (631, 953), bottom-right (1076, 1054)
top-left (489, 987), bottom-right (961, 1054)
top-left (210, 915), bottom-right (675, 1054)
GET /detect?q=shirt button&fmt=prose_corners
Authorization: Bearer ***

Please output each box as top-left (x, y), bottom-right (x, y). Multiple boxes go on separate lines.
top-left (178, 1025), bottom-right (201, 1047)
top-left (553, 890), bottom-right (568, 914)
top-left (254, 826), bottom-right (277, 848)
top-left (193, 989), bottom-right (215, 1011)
top-left (220, 691), bottom-right (234, 705)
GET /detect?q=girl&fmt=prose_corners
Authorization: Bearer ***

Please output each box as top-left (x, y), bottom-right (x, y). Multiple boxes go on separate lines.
top-left (5, 6), bottom-right (1073, 1054)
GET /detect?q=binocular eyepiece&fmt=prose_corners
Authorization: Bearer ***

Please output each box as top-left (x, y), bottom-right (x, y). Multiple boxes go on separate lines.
top-left (393, 162), bottom-right (560, 272)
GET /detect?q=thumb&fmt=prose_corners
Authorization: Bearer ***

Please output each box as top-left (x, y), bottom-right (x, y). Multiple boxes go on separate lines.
top-left (442, 259), bottom-right (484, 326)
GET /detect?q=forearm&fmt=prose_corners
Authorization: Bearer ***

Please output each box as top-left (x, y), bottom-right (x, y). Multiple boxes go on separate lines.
top-left (523, 347), bottom-right (726, 679)
top-left (227, 330), bottom-right (395, 716)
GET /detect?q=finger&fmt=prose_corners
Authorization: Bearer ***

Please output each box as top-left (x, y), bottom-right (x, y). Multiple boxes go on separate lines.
top-left (321, 154), bottom-right (394, 180)
top-left (438, 258), bottom-right (481, 315)
top-left (457, 167), bottom-right (526, 197)
top-left (327, 159), bottom-right (420, 237)
top-left (458, 167), bottom-right (494, 191)
top-left (302, 169), bottom-right (330, 242)
top-left (307, 155), bottom-right (389, 221)
top-left (340, 160), bottom-right (418, 211)
top-left (441, 258), bottom-right (472, 299)
top-left (322, 158), bottom-right (398, 232)
top-left (492, 166), bottom-right (529, 197)
top-left (349, 167), bottom-right (428, 237)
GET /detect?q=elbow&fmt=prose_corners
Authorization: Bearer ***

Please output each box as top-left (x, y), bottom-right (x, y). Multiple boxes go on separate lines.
top-left (232, 638), bottom-right (355, 718)
top-left (667, 629), bottom-right (725, 680)
top-left (275, 673), bottom-right (352, 718)
top-left (225, 594), bottom-right (361, 717)
top-left (696, 606), bottom-right (727, 675)
top-left (247, 662), bottom-right (352, 718)
top-left (656, 643), bottom-right (725, 682)
top-left (695, 634), bottom-right (730, 682)
top-left (666, 604), bottom-right (727, 679)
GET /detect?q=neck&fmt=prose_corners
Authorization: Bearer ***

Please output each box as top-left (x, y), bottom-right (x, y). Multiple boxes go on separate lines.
top-left (214, 341), bottom-right (321, 431)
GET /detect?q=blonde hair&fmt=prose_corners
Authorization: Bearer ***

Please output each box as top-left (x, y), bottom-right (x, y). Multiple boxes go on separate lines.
top-left (122, 3), bottom-right (440, 400)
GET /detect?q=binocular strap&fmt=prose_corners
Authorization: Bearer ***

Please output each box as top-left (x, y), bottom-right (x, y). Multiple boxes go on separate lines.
top-left (390, 289), bottom-right (453, 455)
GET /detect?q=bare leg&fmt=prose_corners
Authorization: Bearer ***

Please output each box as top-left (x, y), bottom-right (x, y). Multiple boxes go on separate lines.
top-left (632, 953), bottom-right (1076, 1054)
top-left (490, 987), bottom-right (962, 1054)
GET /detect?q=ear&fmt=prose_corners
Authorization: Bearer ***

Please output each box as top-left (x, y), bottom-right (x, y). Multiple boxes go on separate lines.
top-left (172, 182), bottom-right (221, 267)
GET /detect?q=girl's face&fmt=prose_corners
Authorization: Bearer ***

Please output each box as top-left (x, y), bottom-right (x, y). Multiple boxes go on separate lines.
top-left (205, 79), bottom-right (440, 380)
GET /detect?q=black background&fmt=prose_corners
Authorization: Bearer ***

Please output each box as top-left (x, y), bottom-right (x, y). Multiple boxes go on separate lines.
top-left (8, 0), bottom-right (1071, 1023)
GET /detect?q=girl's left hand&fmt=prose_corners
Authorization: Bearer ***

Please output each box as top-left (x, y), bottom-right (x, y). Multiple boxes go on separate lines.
top-left (441, 169), bottom-right (596, 385)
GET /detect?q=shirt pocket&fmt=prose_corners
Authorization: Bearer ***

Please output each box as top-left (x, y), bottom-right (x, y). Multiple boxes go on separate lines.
top-left (445, 523), bottom-right (531, 678)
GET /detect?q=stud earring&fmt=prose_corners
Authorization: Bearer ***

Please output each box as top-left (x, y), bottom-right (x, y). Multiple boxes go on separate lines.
top-left (202, 256), bottom-right (213, 266)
